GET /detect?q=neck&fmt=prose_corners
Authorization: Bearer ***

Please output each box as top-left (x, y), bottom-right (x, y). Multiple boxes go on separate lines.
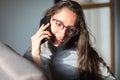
top-left (48, 42), bottom-right (66, 53)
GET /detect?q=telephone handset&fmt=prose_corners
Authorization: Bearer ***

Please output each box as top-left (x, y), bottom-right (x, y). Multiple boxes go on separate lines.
top-left (40, 16), bottom-right (50, 28)
top-left (40, 16), bottom-right (51, 44)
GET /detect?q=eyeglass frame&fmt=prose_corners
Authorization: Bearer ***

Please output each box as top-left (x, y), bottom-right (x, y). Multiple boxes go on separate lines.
top-left (51, 18), bottom-right (79, 36)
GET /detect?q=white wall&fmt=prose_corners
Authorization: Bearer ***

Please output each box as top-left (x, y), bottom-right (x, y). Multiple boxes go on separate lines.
top-left (84, 8), bottom-right (111, 66)
top-left (0, 0), bottom-right (53, 55)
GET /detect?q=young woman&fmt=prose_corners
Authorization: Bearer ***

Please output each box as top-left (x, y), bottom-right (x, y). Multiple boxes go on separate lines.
top-left (24, 0), bottom-right (116, 80)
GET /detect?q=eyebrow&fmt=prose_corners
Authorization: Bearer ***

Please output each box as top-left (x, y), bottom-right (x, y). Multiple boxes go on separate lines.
top-left (52, 18), bottom-right (75, 27)
top-left (53, 18), bottom-right (63, 24)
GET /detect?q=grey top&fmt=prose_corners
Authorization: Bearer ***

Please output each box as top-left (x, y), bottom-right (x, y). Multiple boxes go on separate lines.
top-left (24, 42), bottom-right (116, 80)
top-left (41, 42), bottom-right (79, 80)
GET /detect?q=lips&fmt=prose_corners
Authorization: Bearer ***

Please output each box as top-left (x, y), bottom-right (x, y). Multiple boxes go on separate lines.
top-left (56, 39), bottom-right (65, 43)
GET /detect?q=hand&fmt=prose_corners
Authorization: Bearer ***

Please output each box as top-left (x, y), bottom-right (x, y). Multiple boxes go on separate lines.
top-left (31, 23), bottom-right (51, 55)
top-left (31, 23), bottom-right (51, 66)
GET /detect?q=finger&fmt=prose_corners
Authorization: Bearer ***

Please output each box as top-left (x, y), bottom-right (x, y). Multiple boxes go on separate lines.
top-left (41, 23), bottom-right (50, 30)
top-left (35, 24), bottom-right (44, 35)
top-left (31, 33), bottom-right (51, 46)
top-left (37, 23), bottom-right (50, 34)
top-left (41, 31), bottom-right (52, 37)
top-left (39, 34), bottom-right (51, 43)
top-left (35, 30), bottom-right (52, 39)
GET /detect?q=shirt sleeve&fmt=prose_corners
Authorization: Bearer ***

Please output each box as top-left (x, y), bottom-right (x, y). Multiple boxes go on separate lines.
top-left (23, 48), bottom-right (33, 61)
top-left (23, 47), bottom-right (51, 66)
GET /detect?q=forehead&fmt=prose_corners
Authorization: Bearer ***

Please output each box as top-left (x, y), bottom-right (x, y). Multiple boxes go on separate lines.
top-left (51, 7), bottom-right (77, 26)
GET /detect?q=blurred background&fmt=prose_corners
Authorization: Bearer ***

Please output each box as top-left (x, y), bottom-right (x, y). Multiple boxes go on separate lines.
top-left (0, 0), bottom-right (119, 79)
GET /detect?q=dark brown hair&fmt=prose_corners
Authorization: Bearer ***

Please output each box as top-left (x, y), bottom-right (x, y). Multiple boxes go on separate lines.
top-left (44, 0), bottom-right (113, 79)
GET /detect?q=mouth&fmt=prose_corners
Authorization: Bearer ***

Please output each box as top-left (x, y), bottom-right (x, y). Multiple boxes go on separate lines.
top-left (56, 39), bottom-right (65, 43)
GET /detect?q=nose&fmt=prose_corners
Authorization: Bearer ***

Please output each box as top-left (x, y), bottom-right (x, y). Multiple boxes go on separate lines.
top-left (59, 28), bottom-right (68, 38)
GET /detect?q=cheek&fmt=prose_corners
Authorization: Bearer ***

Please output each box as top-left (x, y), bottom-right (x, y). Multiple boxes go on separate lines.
top-left (50, 26), bottom-right (57, 34)
top-left (50, 26), bottom-right (59, 38)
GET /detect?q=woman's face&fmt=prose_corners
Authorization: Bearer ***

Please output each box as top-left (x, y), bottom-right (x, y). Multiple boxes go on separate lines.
top-left (50, 7), bottom-right (77, 47)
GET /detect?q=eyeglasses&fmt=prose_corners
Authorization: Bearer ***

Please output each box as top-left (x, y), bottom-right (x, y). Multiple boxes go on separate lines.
top-left (52, 18), bottom-right (79, 36)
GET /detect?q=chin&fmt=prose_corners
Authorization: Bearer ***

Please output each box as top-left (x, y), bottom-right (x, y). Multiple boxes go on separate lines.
top-left (53, 43), bottom-right (61, 47)
top-left (54, 42), bottom-right (67, 47)
top-left (50, 39), bottom-right (68, 47)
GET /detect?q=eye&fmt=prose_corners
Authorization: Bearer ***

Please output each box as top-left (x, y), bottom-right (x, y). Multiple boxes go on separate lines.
top-left (69, 28), bottom-right (75, 33)
top-left (67, 26), bottom-right (75, 32)
top-left (55, 21), bottom-right (62, 27)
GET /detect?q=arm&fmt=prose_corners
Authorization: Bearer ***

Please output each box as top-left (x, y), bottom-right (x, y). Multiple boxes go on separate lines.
top-left (30, 23), bottom-right (51, 66)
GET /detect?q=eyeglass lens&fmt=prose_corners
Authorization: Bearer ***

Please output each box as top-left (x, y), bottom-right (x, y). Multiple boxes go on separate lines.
top-left (52, 18), bottom-right (79, 36)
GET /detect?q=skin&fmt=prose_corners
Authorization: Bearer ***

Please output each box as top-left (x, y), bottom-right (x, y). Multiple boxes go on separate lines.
top-left (31, 7), bottom-right (77, 66)
top-left (50, 7), bottom-right (77, 47)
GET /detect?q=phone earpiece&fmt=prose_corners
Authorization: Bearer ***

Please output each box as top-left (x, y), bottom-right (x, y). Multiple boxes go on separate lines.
top-left (40, 16), bottom-right (50, 27)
